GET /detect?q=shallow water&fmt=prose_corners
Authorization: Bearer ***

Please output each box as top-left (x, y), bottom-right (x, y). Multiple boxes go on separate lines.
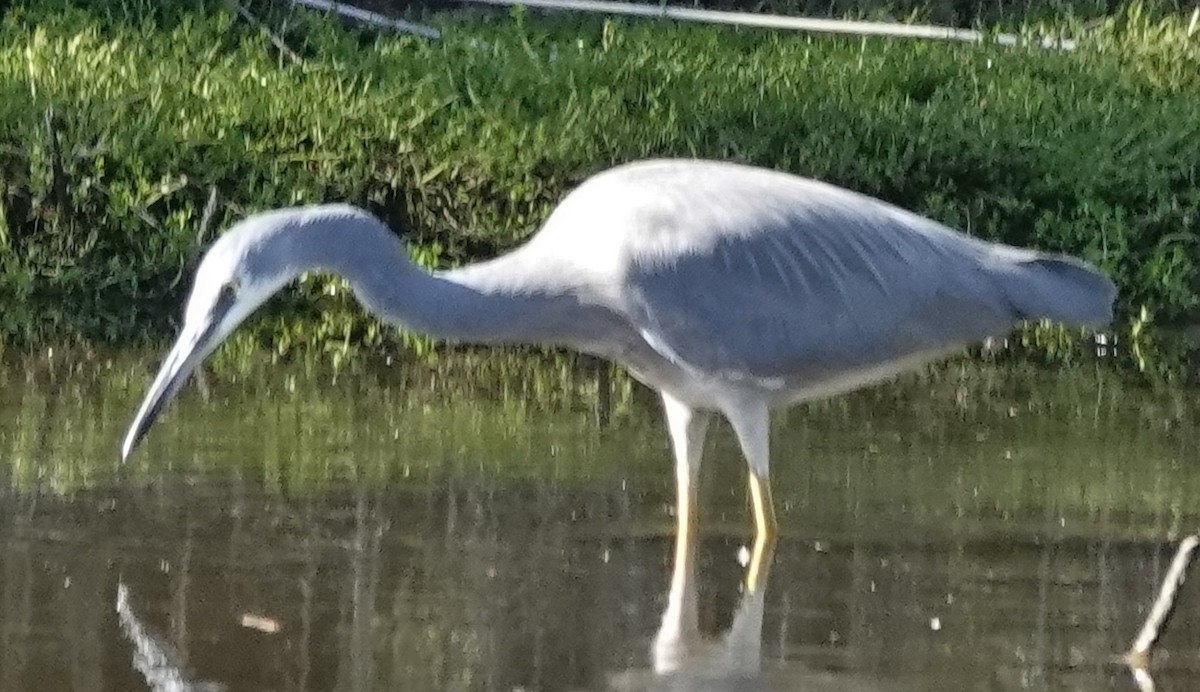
top-left (1, 351), bottom-right (1199, 691)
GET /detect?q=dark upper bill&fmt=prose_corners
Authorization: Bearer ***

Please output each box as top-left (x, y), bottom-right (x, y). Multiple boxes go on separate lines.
top-left (120, 309), bottom-right (227, 460)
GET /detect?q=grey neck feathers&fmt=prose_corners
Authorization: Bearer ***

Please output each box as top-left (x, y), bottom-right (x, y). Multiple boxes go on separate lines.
top-left (272, 210), bottom-right (602, 346)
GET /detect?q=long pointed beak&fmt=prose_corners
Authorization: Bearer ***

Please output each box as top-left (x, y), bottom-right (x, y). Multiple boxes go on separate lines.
top-left (121, 316), bottom-right (223, 461)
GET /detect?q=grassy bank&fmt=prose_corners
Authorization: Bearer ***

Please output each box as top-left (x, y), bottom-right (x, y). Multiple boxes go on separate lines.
top-left (0, 2), bottom-right (1197, 358)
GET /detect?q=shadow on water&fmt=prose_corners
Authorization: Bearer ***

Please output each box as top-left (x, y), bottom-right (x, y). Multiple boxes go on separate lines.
top-left (2, 349), bottom-right (1200, 691)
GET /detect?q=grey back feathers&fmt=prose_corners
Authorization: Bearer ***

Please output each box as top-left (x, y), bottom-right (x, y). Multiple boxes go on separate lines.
top-left (531, 160), bottom-right (1114, 382)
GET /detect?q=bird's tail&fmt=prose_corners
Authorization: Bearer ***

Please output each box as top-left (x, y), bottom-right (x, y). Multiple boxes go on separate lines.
top-left (990, 248), bottom-right (1117, 327)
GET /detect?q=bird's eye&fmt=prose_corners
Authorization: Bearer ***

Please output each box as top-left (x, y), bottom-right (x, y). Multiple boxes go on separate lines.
top-left (216, 280), bottom-right (240, 311)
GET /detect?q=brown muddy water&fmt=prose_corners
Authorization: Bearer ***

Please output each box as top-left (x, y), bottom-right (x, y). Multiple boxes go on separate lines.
top-left (1, 350), bottom-right (1198, 691)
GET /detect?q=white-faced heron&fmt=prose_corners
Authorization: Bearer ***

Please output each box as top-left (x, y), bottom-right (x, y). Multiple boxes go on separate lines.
top-left (121, 159), bottom-right (1116, 550)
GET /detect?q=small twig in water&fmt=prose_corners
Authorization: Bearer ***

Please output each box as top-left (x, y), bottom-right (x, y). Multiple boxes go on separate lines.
top-left (1128, 664), bottom-right (1156, 692)
top-left (1124, 535), bottom-right (1200, 671)
top-left (229, 1), bottom-right (305, 65)
top-left (291, 0), bottom-right (441, 39)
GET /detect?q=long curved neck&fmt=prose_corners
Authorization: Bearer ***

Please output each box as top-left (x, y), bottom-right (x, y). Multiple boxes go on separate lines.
top-left (285, 211), bottom-right (604, 346)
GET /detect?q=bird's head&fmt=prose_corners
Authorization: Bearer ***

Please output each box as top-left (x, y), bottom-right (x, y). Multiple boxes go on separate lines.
top-left (120, 205), bottom-right (368, 460)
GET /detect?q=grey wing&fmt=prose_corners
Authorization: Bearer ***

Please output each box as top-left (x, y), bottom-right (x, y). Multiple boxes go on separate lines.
top-left (623, 200), bottom-right (1020, 382)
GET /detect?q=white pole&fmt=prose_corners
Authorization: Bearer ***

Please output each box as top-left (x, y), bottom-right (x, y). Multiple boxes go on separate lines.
top-left (460, 0), bottom-right (1077, 50)
top-left (292, 0), bottom-right (441, 39)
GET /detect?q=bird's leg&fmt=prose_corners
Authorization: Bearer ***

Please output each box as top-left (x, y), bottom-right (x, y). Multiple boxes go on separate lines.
top-left (746, 471), bottom-right (777, 593)
top-left (654, 394), bottom-right (711, 670)
top-left (660, 394), bottom-right (711, 610)
top-left (747, 471), bottom-right (777, 542)
top-left (727, 401), bottom-right (777, 590)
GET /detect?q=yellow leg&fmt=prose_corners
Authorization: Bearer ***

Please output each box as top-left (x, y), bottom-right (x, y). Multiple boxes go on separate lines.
top-left (745, 521), bottom-right (777, 594)
top-left (747, 470), bottom-right (777, 540)
top-left (660, 395), bottom-right (710, 595)
top-left (745, 471), bottom-right (777, 593)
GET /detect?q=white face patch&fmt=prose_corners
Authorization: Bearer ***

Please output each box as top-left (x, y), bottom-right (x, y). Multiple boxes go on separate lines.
top-left (179, 237), bottom-right (290, 347)
top-left (183, 240), bottom-right (243, 327)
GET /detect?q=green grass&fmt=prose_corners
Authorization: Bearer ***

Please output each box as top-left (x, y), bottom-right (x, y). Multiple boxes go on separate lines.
top-left (0, 2), bottom-right (1196, 358)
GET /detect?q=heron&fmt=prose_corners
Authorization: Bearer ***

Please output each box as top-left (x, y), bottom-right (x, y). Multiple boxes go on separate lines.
top-left (121, 159), bottom-right (1116, 552)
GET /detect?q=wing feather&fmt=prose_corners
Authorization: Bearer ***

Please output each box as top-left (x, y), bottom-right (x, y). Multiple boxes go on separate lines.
top-left (614, 163), bottom-right (1018, 381)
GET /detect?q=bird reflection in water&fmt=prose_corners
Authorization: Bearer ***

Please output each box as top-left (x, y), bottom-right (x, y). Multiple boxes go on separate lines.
top-left (606, 531), bottom-right (887, 692)
top-left (116, 582), bottom-right (224, 692)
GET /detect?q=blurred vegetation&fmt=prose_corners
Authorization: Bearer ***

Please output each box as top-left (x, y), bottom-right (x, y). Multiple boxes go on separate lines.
top-left (1, 348), bottom-right (1198, 539)
top-left (0, 1), bottom-right (1196, 367)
